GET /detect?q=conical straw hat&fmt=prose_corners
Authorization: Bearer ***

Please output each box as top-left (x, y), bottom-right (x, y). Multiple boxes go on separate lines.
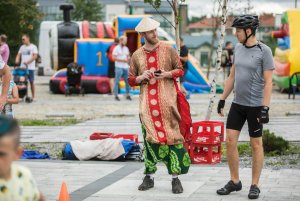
top-left (135, 17), bottom-right (160, 32)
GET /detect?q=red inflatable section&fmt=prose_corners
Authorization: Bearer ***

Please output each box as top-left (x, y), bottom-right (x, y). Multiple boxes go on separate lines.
top-left (272, 24), bottom-right (289, 38)
top-left (104, 23), bottom-right (115, 38)
top-left (96, 22), bottom-right (105, 38)
top-left (95, 77), bottom-right (110, 93)
top-left (59, 79), bottom-right (67, 93)
top-left (274, 59), bottom-right (290, 76)
top-left (82, 20), bottom-right (90, 38)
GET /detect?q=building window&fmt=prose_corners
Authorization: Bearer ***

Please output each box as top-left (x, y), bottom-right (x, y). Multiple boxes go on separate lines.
top-left (200, 51), bottom-right (209, 68)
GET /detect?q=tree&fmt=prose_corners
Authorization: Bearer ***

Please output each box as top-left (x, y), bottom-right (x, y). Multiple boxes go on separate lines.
top-left (205, 0), bottom-right (228, 120)
top-left (144, 0), bottom-right (186, 53)
top-left (70, 0), bottom-right (103, 21)
top-left (0, 0), bottom-right (43, 65)
top-left (206, 0), bottom-right (221, 78)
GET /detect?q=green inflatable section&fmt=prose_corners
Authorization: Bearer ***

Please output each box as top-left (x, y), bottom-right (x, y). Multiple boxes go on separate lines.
top-left (281, 12), bottom-right (288, 24)
top-left (273, 75), bottom-right (290, 89)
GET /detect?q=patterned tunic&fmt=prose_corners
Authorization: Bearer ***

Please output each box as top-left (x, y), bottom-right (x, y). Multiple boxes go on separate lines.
top-left (129, 42), bottom-right (184, 145)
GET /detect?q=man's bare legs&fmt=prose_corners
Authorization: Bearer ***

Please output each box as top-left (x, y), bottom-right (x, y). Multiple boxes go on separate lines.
top-left (109, 78), bottom-right (114, 94)
top-left (250, 137), bottom-right (264, 185)
top-left (226, 129), bottom-right (241, 183)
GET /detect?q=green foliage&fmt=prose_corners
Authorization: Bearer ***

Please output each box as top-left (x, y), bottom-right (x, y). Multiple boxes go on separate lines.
top-left (0, 0), bottom-right (43, 65)
top-left (144, 0), bottom-right (162, 9)
top-left (20, 118), bottom-right (80, 126)
top-left (262, 129), bottom-right (290, 156)
top-left (70, 0), bottom-right (103, 21)
top-left (238, 143), bottom-right (252, 156)
top-left (263, 35), bottom-right (277, 55)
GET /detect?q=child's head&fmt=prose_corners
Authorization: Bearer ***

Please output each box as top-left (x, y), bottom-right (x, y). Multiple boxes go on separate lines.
top-left (0, 115), bottom-right (22, 178)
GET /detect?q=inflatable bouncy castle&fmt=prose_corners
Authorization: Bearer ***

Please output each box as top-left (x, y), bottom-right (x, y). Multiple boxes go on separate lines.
top-left (272, 10), bottom-right (300, 90)
top-left (45, 7), bottom-right (210, 94)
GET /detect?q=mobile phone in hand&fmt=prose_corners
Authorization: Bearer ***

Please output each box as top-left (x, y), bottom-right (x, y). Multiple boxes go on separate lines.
top-left (154, 70), bottom-right (161, 76)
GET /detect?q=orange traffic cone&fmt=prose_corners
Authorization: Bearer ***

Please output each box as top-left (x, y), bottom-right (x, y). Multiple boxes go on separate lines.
top-left (58, 181), bottom-right (70, 201)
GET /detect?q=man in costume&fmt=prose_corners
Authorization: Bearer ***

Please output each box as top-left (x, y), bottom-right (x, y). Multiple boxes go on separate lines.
top-left (128, 17), bottom-right (191, 194)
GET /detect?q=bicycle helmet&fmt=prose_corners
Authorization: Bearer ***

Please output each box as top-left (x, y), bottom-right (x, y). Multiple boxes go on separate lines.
top-left (232, 15), bottom-right (259, 45)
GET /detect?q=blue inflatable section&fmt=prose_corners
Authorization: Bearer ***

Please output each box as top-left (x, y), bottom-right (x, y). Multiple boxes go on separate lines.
top-left (76, 40), bottom-right (113, 76)
top-left (277, 36), bottom-right (290, 50)
top-left (117, 16), bottom-right (143, 37)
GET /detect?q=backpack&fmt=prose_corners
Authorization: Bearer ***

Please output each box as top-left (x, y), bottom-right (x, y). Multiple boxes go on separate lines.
top-left (221, 49), bottom-right (229, 67)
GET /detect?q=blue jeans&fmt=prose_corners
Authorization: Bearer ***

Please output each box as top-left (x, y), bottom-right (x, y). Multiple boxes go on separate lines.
top-left (114, 67), bottom-right (130, 97)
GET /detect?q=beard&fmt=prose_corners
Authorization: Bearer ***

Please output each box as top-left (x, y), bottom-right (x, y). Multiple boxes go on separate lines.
top-left (145, 35), bottom-right (159, 45)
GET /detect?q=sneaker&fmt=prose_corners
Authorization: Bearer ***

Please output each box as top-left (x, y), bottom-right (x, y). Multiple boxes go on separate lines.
top-left (172, 178), bottom-right (183, 194)
top-left (126, 95), bottom-right (132, 101)
top-left (248, 184), bottom-right (260, 199)
top-left (216, 180), bottom-right (242, 195)
top-left (138, 176), bottom-right (154, 191)
top-left (115, 96), bottom-right (120, 101)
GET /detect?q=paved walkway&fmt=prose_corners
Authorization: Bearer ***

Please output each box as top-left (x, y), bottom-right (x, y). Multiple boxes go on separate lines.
top-left (21, 116), bottom-right (300, 143)
top-left (17, 160), bottom-right (300, 201)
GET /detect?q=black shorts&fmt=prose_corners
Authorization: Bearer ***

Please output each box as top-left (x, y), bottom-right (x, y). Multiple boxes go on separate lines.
top-left (108, 61), bottom-right (115, 78)
top-left (226, 103), bottom-right (263, 138)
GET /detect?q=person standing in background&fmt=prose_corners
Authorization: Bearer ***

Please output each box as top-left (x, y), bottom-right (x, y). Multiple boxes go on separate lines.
top-left (0, 34), bottom-right (10, 64)
top-left (15, 34), bottom-right (38, 101)
top-left (112, 36), bottom-right (131, 101)
top-left (106, 38), bottom-right (119, 94)
top-left (179, 37), bottom-right (189, 97)
top-left (0, 56), bottom-right (11, 111)
top-left (221, 41), bottom-right (234, 78)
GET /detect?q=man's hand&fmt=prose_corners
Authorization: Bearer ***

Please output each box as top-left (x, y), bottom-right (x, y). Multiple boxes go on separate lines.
top-left (258, 106), bottom-right (269, 124)
top-left (137, 70), bottom-right (153, 84)
top-left (217, 100), bottom-right (225, 117)
top-left (154, 69), bottom-right (172, 80)
top-left (0, 95), bottom-right (7, 110)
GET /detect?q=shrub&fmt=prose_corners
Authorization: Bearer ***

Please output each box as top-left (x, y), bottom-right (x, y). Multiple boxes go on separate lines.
top-left (262, 129), bottom-right (289, 156)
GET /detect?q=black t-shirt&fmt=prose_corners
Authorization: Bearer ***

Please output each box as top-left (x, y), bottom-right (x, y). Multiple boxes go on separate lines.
top-left (180, 45), bottom-right (189, 70)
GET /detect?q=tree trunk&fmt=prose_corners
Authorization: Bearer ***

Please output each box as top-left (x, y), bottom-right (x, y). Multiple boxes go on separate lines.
top-left (205, 0), bottom-right (228, 120)
top-left (206, 18), bottom-right (218, 78)
top-left (173, 0), bottom-right (180, 54)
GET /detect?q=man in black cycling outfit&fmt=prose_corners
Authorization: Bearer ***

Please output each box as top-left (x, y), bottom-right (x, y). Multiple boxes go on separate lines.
top-left (216, 15), bottom-right (274, 199)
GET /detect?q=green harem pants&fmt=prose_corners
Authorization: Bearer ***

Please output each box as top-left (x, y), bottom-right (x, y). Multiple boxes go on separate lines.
top-left (142, 126), bottom-right (191, 175)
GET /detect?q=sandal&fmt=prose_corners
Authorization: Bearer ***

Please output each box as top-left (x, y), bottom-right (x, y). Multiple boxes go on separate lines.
top-left (216, 180), bottom-right (242, 195)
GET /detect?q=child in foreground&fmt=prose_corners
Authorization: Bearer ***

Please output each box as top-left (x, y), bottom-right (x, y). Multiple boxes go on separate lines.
top-left (0, 115), bottom-right (45, 201)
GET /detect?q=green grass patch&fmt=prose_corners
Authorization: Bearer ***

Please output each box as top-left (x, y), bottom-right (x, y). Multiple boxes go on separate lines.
top-left (20, 118), bottom-right (80, 126)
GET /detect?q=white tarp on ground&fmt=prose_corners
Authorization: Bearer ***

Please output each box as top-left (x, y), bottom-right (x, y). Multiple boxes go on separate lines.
top-left (70, 138), bottom-right (125, 161)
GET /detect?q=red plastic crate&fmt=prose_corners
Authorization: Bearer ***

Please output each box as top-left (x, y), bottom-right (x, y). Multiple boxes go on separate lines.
top-left (90, 132), bottom-right (114, 140)
top-left (112, 134), bottom-right (139, 143)
top-left (192, 131), bottom-right (222, 145)
top-left (192, 121), bottom-right (224, 144)
top-left (184, 142), bottom-right (190, 152)
top-left (189, 143), bottom-right (222, 164)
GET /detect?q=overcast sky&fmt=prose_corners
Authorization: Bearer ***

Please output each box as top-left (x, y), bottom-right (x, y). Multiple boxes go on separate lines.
top-left (187, 0), bottom-right (298, 17)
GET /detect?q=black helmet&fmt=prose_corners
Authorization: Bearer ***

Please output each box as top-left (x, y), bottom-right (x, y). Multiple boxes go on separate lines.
top-left (232, 15), bottom-right (259, 29)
